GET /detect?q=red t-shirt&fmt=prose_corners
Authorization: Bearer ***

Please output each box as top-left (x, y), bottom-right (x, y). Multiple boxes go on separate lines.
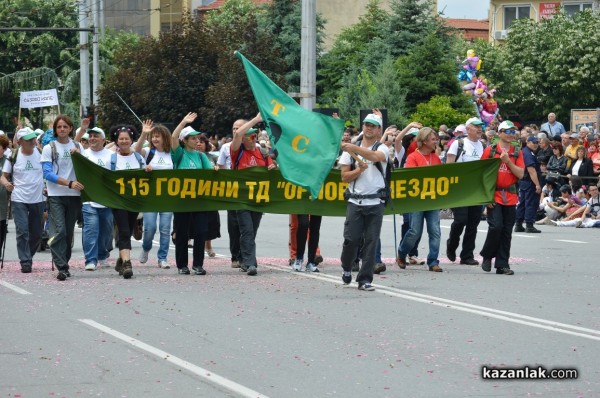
top-left (481, 143), bottom-right (525, 205)
top-left (230, 146), bottom-right (272, 170)
top-left (405, 150), bottom-right (442, 168)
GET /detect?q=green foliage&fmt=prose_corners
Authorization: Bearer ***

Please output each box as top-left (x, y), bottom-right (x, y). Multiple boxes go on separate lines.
top-left (478, 10), bottom-right (600, 124)
top-left (395, 33), bottom-right (464, 114)
top-left (410, 96), bottom-right (473, 128)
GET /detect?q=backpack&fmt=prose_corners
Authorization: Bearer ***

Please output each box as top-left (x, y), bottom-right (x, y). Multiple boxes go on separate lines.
top-left (145, 148), bottom-right (156, 165)
top-left (110, 151), bottom-right (144, 171)
top-left (488, 143), bottom-right (521, 194)
top-left (348, 140), bottom-right (392, 205)
top-left (10, 146), bottom-right (43, 166)
top-left (442, 138), bottom-right (464, 164)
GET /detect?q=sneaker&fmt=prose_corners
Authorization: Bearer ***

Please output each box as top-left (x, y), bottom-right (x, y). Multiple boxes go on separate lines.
top-left (192, 265), bottom-right (207, 275)
top-left (158, 260), bottom-right (170, 269)
top-left (122, 260), bottom-right (133, 279)
top-left (373, 263), bottom-right (386, 274)
top-left (351, 260), bottom-right (360, 272)
top-left (514, 224), bottom-right (525, 232)
top-left (65, 270), bottom-right (71, 278)
top-left (409, 256), bottom-right (425, 265)
top-left (545, 218), bottom-right (557, 226)
top-left (525, 226), bottom-right (541, 233)
top-left (178, 266), bottom-right (191, 275)
top-left (358, 283), bottom-right (375, 291)
top-left (98, 258), bottom-right (110, 268)
top-left (535, 217), bottom-right (547, 225)
top-left (396, 257), bottom-right (407, 269)
top-left (342, 272), bottom-right (352, 285)
top-left (139, 250), bottom-right (149, 264)
top-left (115, 258), bottom-right (124, 275)
top-left (57, 271), bottom-right (68, 281)
top-left (575, 219), bottom-right (583, 228)
top-left (21, 265), bottom-right (32, 273)
top-left (247, 265), bottom-right (257, 276)
top-left (239, 263), bottom-right (248, 272)
top-left (496, 267), bottom-right (514, 275)
top-left (305, 263), bottom-right (319, 272)
top-left (549, 220), bottom-right (559, 226)
top-left (231, 260), bottom-right (240, 268)
top-left (293, 259), bottom-right (303, 272)
top-left (460, 258), bottom-right (479, 266)
top-left (481, 258), bottom-right (492, 272)
top-left (85, 263), bottom-right (96, 271)
top-left (314, 255), bottom-right (323, 265)
top-left (429, 265), bottom-right (443, 272)
top-left (446, 239), bottom-right (456, 262)
top-left (206, 249), bottom-right (216, 257)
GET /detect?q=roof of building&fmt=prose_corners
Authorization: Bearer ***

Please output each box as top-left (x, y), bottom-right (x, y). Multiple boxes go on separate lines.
top-left (442, 18), bottom-right (489, 41)
top-left (197, 0), bottom-right (272, 11)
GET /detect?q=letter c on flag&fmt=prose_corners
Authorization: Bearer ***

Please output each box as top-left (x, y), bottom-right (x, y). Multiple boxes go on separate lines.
top-left (292, 135), bottom-right (309, 153)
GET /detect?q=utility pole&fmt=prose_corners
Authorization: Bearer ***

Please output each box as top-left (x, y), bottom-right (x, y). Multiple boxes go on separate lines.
top-left (92, 0), bottom-right (100, 109)
top-left (300, 0), bottom-right (316, 111)
top-left (79, 0), bottom-right (91, 117)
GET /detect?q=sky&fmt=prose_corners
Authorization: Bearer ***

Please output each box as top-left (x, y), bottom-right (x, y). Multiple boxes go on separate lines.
top-left (437, 0), bottom-right (489, 20)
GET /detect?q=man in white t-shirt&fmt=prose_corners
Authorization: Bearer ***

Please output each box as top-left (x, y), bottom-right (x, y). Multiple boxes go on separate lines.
top-left (445, 117), bottom-right (485, 266)
top-left (79, 127), bottom-right (113, 271)
top-left (1, 128), bottom-right (45, 273)
top-left (41, 116), bottom-right (85, 281)
top-left (217, 119), bottom-right (245, 268)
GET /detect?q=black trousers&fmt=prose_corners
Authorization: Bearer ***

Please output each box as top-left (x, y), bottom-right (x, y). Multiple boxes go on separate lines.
top-left (227, 210), bottom-right (241, 262)
top-left (480, 204), bottom-right (516, 268)
top-left (447, 205), bottom-right (482, 261)
top-left (295, 214), bottom-right (322, 263)
top-left (174, 212), bottom-right (207, 269)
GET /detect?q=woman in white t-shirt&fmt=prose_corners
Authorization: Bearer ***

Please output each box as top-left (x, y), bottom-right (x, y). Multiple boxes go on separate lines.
top-left (134, 120), bottom-right (174, 269)
top-left (110, 125), bottom-right (145, 279)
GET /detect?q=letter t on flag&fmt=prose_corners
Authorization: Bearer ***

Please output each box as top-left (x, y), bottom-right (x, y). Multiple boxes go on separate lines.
top-left (235, 51), bottom-right (344, 199)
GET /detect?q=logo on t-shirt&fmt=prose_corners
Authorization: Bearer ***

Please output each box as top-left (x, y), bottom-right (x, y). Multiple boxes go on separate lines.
top-left (62, 149), bottom-right (71, 159)
top-left (25, 160), bottom-right (35, 170)
top-left (186, 160), bottom-right (196, 169)
top-left (499, 162), bottom-right (509, 172)
top-left (125, 162), bottom-right (133, 169)
top-left (157, 157), bottom-right (165, 165)
top-left (248, 157), bottom-right (257, 167)
top-left (97, 159), bottom-right (105, 167)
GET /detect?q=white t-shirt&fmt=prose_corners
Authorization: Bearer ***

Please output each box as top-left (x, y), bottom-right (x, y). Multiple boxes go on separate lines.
top-left (339, 143), bottom-right (389, 206)
top-left (83, 147), bottom-right (113, 208)
top-left (2, 148), bottom-right (44, 203)
top-left (41, 139), bottom-right (84, 197)
top-left (143, 148), bottom-right (173, 170)
top-left (447, 138), bottom-right (484, 163)
top-left (114, 152), bottom-right (145, 171)
top-left (217, 142), bottom-right (232, 169)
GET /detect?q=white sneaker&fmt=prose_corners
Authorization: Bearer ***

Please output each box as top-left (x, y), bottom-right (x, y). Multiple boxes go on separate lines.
top-left (158, 260), bottom-right (170, 269)
top-left (139, 250), bottom-right (149, 264)
top-left (293, 259), bottom-right (303, 271)
top-left (85, 263), bottom-right (96, 271)
top-left (305, 263), bottom-right (319, 272)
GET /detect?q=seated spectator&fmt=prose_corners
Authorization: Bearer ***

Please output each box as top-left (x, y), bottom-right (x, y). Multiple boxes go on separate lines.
top-left (588, 142), bottom-right (600, 176)
top-left (567, 146), bottom-right (594, 180)
top-left (538, 184), bottom-right (581, 224)
top-left (551, 184), bottom-right (600, 227)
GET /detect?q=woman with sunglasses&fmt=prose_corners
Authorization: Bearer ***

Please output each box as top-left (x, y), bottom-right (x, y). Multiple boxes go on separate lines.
top-left (170, 112), bottom-right (213, 276)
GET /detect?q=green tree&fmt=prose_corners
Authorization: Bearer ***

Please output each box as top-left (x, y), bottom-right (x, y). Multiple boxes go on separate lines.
top-left (410, 96), bottom-right (472, 129)
top-left (477, 10), bottom-right (600, 124)
top-left (395, 33), bottom-right (467, 114)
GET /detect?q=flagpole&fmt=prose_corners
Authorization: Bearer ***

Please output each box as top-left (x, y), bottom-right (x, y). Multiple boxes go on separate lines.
top-left (300, 0), bottom-right (316, 111)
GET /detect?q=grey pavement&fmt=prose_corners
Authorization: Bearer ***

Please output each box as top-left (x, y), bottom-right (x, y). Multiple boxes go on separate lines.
top-left (1, 211), bottom-right (599, 397)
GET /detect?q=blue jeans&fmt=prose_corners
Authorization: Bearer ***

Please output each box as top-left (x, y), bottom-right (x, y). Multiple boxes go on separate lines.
top-left (82, 204), bottom-right (113, 265)
top-left (11, 201), bottom-right (45, 267)
top-left (142, 212), bottom-right (173, 261)
top-left (398, 210), bottom-right (441, 267)
top-left (48, 196), bottom-right (81, 271)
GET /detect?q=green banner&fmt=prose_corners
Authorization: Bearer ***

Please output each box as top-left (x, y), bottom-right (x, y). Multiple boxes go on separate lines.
top-left (73, 153), bottom-right (500, 217)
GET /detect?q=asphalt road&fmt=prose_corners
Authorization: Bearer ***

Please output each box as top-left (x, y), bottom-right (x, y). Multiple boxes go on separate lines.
top-left (1, 211), bottom-right (599, 397)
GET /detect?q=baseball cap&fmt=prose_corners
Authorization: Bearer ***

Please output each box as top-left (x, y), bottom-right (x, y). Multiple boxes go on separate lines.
top-left (362, 114), bottom-right (382, 127)
top-left (87, 126), bottom-right (105, 139)
top-left (465, 117), bottom-right (484, 126)
top-left (408, 127), bottom-right (420, 136)
top-left (454, 124), bottom-right (467, 136)
top-left (0, 130), bottom-right (4, 136)
top-left (34, 128), bottom-right (44, 136)
top-left (498, 121), bottom-right (515, 131)
top-left (179, 126), bottom-right (201, 141)
top-left (527, 135), bottom-right (539, 143)
top-left (16, 127), bottom-right (37, 141)
top-left (245, 128), bottom-right (258, 136)
top-left (570, 133), bottom-right (580, 140)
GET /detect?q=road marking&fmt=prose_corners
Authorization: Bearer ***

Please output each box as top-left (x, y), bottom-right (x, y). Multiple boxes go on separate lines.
top-left (79, 319), bottom-right (270, 398)
top-left (555, 239), bottom-right (586, 244)
top-left (264, 265), bottom-right (600, 342)
top-left (0, 281), bottom-right (32, 295)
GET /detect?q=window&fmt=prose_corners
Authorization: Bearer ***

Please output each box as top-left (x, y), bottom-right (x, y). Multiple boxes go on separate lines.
top-left (564, 3), bottom-right (593, 17)
top-left (504, 5), bottom-right (531, 29)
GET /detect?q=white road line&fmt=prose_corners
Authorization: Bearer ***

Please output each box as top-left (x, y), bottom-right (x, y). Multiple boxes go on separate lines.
top-left (0, 280), bottom-right (32, 295)
top-left (555, 239), bottom-right (586, 244)
top-left (79, 319), bottom-right (270, 398)
top-left (264, 265), bottom-right (600, 342)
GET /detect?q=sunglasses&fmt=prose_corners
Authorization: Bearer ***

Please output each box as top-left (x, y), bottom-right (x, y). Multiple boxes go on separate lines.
top-left (245, 134), bottom-right (257, 140)
top-left (502, 129), bottom-right (517, 135)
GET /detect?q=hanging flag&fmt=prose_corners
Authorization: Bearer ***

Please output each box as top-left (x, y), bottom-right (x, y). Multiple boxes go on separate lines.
top-left (235, 51), bottom-right (344, 199)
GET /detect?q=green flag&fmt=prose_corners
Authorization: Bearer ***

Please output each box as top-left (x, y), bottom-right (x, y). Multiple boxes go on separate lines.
top-left (236, 51), bottom-right (344, 199)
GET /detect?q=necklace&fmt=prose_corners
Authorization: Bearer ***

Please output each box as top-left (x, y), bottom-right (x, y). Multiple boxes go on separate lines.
top-left (417, 149), bottom-right (433, 165)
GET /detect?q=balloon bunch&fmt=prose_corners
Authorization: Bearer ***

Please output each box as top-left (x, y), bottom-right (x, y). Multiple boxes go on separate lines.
top-left (457, 50), bottom-right (499, 126)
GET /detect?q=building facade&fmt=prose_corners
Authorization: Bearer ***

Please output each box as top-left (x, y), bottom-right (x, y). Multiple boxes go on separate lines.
top-left (489, 1), bottom-right (594, 41)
